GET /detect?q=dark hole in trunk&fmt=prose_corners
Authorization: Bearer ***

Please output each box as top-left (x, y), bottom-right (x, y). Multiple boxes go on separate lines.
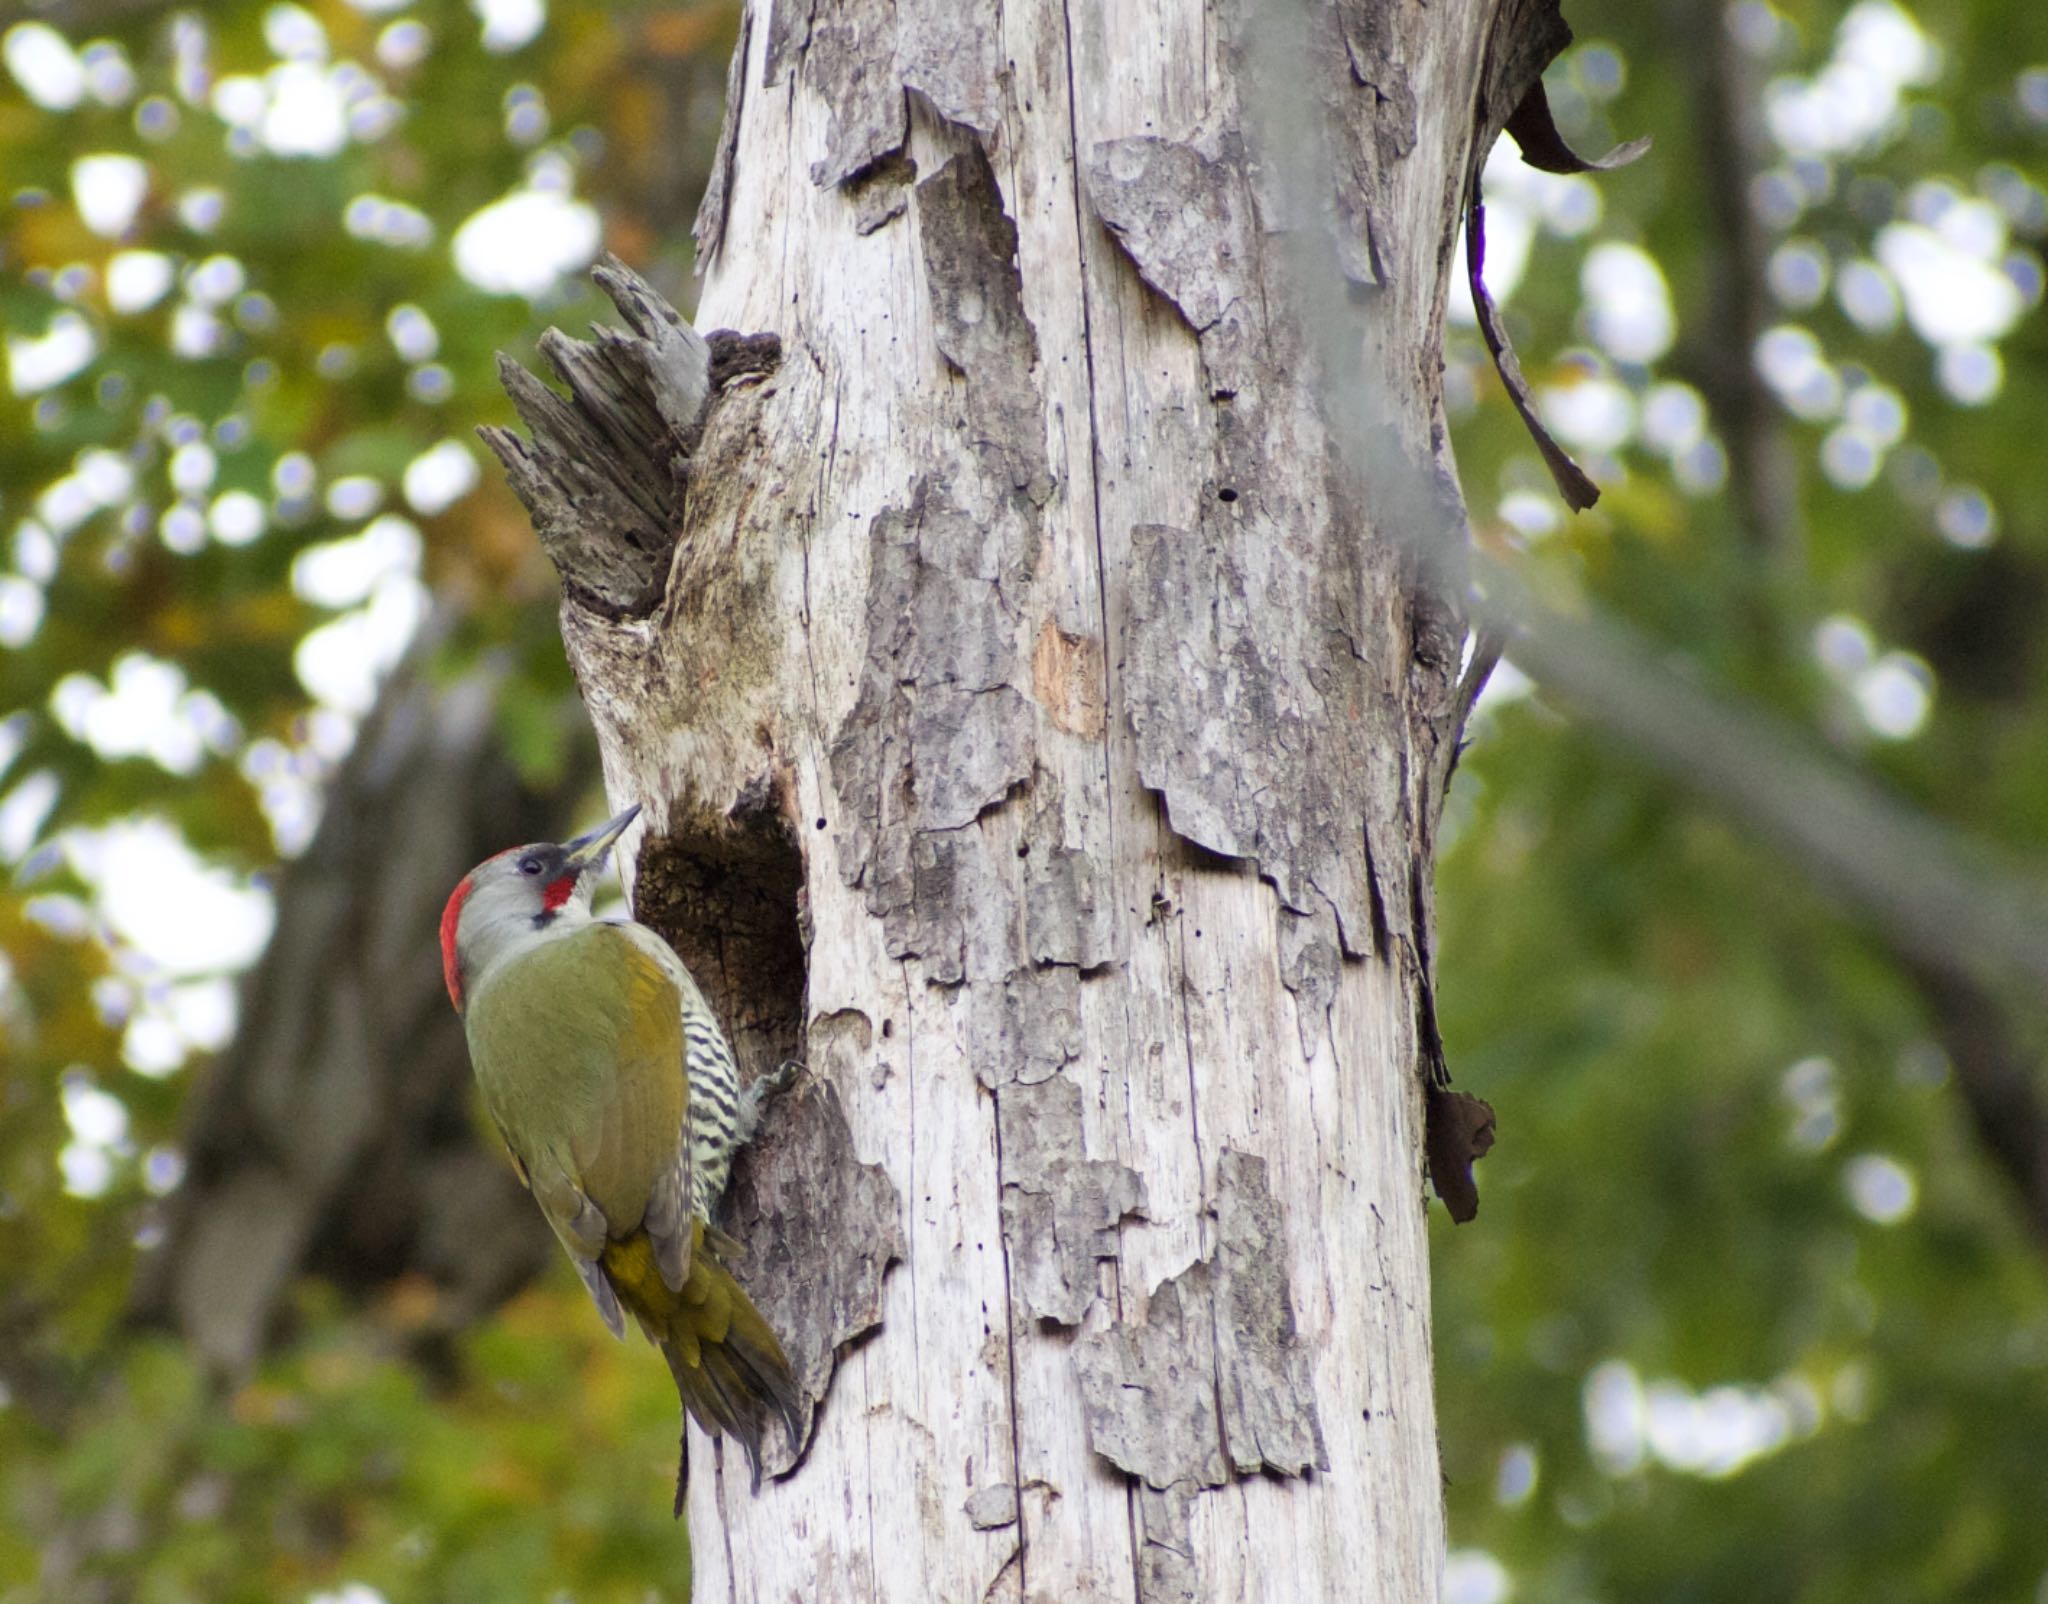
top-left (631, 790), bottom-right (809, 1098)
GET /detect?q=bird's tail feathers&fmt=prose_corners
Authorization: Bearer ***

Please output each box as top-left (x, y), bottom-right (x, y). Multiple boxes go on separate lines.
top-left (602, 1220), bottom-right (802, 1515)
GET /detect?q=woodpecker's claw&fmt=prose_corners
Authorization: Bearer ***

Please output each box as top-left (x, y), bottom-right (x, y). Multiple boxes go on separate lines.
top-left (736, 1059), bottom-right (803, 1143)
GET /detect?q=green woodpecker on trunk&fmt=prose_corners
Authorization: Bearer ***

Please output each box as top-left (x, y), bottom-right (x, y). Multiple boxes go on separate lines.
top-left (440, 804), bottom-right (799, 1511)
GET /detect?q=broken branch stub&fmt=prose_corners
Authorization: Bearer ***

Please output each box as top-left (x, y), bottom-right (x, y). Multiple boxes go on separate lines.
top-left (479, 253), bottom-right (763, 619)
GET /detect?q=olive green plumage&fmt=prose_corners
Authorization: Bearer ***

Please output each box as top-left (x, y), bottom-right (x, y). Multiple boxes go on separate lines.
top-left (462, 916), bottom-right (799, 1506)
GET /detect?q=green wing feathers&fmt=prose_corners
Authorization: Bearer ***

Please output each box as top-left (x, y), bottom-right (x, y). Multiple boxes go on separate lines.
top-left (465, 921), bottom-right (798, 1509)
top-left (602, 1221), bottom-right (802, 1509)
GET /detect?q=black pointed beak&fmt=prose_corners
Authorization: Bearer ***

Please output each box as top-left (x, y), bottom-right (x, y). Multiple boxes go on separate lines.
top-left (561, 803), bottom-right (641, 876)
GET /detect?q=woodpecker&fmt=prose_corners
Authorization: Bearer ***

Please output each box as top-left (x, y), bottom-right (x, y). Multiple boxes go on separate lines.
top-left (440, 803), bottom-right (799, 1510)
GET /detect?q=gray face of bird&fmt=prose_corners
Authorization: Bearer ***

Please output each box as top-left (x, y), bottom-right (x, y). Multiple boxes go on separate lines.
top-left (441, 804), bottom-right (641, 1010)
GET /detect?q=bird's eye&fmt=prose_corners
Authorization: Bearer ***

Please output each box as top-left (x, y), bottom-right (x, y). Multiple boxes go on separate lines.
top-left (519, 856), bottom-right (543, 876)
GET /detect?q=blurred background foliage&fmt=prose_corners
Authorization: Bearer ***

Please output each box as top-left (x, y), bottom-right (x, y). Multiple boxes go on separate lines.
top-left (0, 0), bottom-right (2043, 1601)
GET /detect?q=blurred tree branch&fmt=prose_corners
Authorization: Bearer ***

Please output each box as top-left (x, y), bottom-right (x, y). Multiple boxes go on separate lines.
top-left (1668, 0), bottom-right (1805, 577)
top-left (1499, 580), bottom-right (2048, 994)
top-left (1901, 955), bottom-right (2048, 1249)
top-left (1497, 581), bottom-right (2048, 1242)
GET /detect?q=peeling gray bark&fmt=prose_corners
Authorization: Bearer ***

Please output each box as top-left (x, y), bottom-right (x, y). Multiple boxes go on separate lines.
top-left (895, 0), bottom-right (1003, 135)
top-left (916, 148), bottom-right (1052, 499)
top-left (1076, 1268), bottom-right (1231, 1492)
top-left (963, 1483), bottom-right (1021, 1531)
top-left (1087, 136), bottom-right (1259, 338)
top-left (997, 1078), bottom-right (1146, 1325)
top-left (1209, 1150), bottom-right (1331, 1478)
top-left (764, 0), bottom-right (815, 86)
top-left (484, 0), bottom-right (1541, 1594)
top-left (806, 0), bottom-right (907, 190)
top-left (967, 967), bottom-right (1081, 1089)
top-left (1125, 516), bottom-right (1397, 964)
top-left (720, 1077), bottom-right (904, 1473)
top-left (1090, 126), bottom-right (1418, 1031)
top-left (1135, 1484), bottom-right (1204, 1604)
top-left (828, 480), bottom-right (1036, 974)
top-left (1076, 1150), bottom-right (1326, 1489)
top-left (847, 151), bottom-right (918, 234)
top-left (1333, 0), bottom-right (1418, 282)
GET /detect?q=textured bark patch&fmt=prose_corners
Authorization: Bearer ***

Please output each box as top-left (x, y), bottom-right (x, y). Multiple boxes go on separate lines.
top-left (1024, 843), bottom-right (1115, 972)
top-left (1084, 48), bottom-right (1446, 1064)
top-left (1075, 1149), bottom-right (1327, 1501)
top-left (1226, 0), bottom-right (1405, 288)
top-left (848, 151), bottom-right (919, 235)
top-left (1087, 125), bottom-right (1416, 1008)
top-left (1019, 778), bottom-right (1119, 972)
top-left (721, 1077), bottom-right (904, 1476)
top-left (1135, 1484), bottom-right (1202, 1604)
top-left (1209, 1151), bottom-right (1330, 1477)
top-left (916, 146), bottom-right (1052, 500)
top-left (1074, 1268), bottom-right (1230, 1492)
top-left (820, 151), bottom-right (1062, 980)
top-left (1124, 519), bottom-right (1383, 961)
top-left (997, 1077), bottom-right (1147, 1325)
top-left (827, 480), bottom-right (1036, 975)
top-left (1324, 0), bottom-right (1418, 284)
top-left (1085, 136), bottom-right (1259, 336)
top-left (807, 0), bottom-right (909, 190)
top-left (764, 0), bottom-right (816, 85)
top-left (897, 0), bottom-right (1003, 133)
top-left (824, 156), bottom-right (1052, 970)
top-left (1083, 135), bottom-right (1269, 402)
top-left (963, 1483), bottom-right (1020, 1531)
top-left (967, 966), bottom-right (1081, 1088)
top-left (1277, 904), bottom-right (1342, 1057)
top-left (1336, 0), bottom-right (1418, 164)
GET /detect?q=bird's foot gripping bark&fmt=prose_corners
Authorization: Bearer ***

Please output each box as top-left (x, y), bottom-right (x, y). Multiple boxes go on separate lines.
top-left (736, 1058), bottom-right (803, 1145)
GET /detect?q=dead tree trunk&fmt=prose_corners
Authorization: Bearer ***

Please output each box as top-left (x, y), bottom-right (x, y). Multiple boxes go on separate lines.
top-left (486, 1), bottom-right (1541, 1596)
